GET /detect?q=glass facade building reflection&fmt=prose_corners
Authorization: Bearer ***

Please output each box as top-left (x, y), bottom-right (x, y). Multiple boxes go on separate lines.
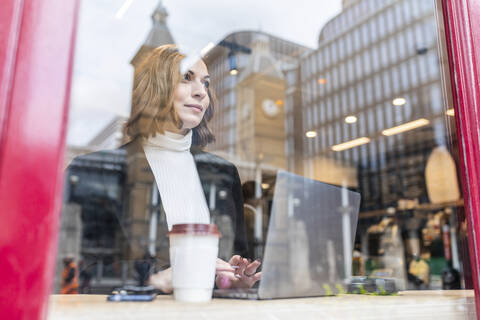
top-left (295, 0), bottom-right (444, 186)
top-left (290, 0), bottom-right (463, 289)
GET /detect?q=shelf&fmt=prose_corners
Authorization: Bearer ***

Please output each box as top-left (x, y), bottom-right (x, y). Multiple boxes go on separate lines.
top-left (359, 199), bottom-right (464, 219)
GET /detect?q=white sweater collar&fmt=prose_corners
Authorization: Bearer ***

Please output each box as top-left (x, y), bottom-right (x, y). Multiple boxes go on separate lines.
top-left (143, 130), bottom-right (192, 152)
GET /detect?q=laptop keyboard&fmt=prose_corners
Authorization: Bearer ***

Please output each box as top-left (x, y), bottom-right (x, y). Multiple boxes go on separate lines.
top-left (213, 288), bottom-right (259, 300)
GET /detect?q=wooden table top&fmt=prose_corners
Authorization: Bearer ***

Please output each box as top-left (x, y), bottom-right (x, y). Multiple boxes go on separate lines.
top-left (47, 290), bottom-right (476, 320)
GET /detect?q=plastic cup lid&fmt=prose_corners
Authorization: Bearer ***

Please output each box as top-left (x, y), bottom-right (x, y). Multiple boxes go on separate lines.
top-left (168, 223), bottom-right (221, 237)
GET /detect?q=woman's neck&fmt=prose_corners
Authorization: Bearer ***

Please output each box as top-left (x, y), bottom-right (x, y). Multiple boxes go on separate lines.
top-left (162, 121), bottom-right (189, 136)
top-left (143, 130), bottom-right (192, 152)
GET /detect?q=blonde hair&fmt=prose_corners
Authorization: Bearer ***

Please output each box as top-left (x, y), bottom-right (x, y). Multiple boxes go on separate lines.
top-left (126, 44), bottom-right (215, 147)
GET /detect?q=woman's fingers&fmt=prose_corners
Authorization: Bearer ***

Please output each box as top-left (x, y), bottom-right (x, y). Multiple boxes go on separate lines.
top-left (216, 258), bottom-right (240, 275)
top-left (250, 271), bottom-right (262, 283)
top-left (243, 271), bottom-right (261, 288)
top-left (216, 258), bottom-right (232, 268)
top-left (215, 267), bottom-right (237, 273)
top-left (244, 259), bottom-right (261, 276)
top-left (228, 255), bottom-right (242, 266)
top-left (224, 255), bottom-right (262, 288)
top-left (148, 268), bottom-right (173, 293)
top-left (236, 258), bottom-right (248, 277)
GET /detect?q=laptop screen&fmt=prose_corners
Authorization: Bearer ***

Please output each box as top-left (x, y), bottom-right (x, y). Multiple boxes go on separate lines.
top-left (258, 170), bottom-right (361, 299)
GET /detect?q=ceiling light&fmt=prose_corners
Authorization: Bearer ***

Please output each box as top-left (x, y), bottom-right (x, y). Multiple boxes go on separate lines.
top-left (381, 118), bottom-right (430, 136)
top-left (228, 51), bottom-right (238, 76)
top-left (446, 108), bottom-right (455, 117)
top-left (345, 115), bottom-right (357, 124)
top-left (200, 42), bottom-right (215, 57)
top-left (392, 98), bottom-right (407, 106)
top-left (115, 0), bottom-right (134, 19)
top-left (331, 137), bottom-right (371, 151)
top-left (317, 78), bottom-right (327, 84)
top-left (261, 183), bottom-right (270, 189)
top-left (306, 131), bottom-right (317, 138)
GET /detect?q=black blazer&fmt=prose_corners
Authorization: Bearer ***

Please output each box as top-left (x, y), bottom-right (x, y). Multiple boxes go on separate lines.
top-left (66, 139), bottom-right (248, 270)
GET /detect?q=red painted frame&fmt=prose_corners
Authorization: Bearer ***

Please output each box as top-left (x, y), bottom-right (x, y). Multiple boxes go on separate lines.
top-left (0, 0), bottom-right (79, 319)
top-left (0, 0), bottom-right (479, 319)
top-left (442, 0), bottom-right (480, 316)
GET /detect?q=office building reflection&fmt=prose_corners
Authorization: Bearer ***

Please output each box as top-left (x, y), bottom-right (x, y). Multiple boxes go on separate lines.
top-left (289, 0), bottom-right (463, 288)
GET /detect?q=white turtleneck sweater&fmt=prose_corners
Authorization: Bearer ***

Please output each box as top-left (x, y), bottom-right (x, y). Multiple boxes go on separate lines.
top-left (142, 130), bottom-right (210, 230)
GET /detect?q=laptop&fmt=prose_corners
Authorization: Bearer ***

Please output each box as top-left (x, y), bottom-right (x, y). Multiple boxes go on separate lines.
top-left (214, 170), bottom-right (361, 299)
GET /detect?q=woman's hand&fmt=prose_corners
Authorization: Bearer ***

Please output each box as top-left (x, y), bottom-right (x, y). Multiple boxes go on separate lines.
top-left (149, 267), bottom-right (172, 293)
top-left (149, 256), bottom-right (262, 292)
top-left (215, 256), bottom-right (262, 289)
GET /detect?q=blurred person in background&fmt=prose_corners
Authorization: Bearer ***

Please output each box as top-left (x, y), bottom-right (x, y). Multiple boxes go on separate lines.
top-left (61, 256), bottom-right (79, 294)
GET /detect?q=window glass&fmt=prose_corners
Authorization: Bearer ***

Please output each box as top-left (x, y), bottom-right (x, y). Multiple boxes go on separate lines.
top-left (342, 91), bottom-right (349, 114)
top-left (374, 73), bottom-right (383, 101)
top-left (319, 102), bottom-right (326, 123)
top-left (386, 8), bottom-right (395, 34)
top-left (339, 63), bottom-right (346, 87)
top-left (429, 84), bottom-right (443, 114)
top-left (377, 13), bottom-right (386, 39)
top-left (361, 24), bottom-right (369, 47)
top-left (325, 44), bottom-right (331, 68)
top-left (334, 93), bottom-right (341, 119)
top-left (56, 0), bottom-right (470, 307)
top-left (317, 50), bottom-right (324, 72)
top-left (381, 41), bottom-right (389, 68)
top-left (356, 83), bottom-right (365, 109)
top-left (395, 2), bottom-right (404, 26)
top-left (355, 55), bottom-right (363, 80)
top-left (369, 18), bottom-right (377, 42)
top-left (353, 29), bottom-right (361, 52)
top-left (428, 50), bottom-right (439, 80)
top-left (397, 31), bottom-right (406, 60)
top-left (332, 66), bottom-right (339, 91)
top-left (349, 86), bottom-right (357, 113)
top-left (409, 57), bottom-right (419, 86)
top-left (330, 42), bottom-right (337, 65)
top-left (371, 44), bottom-right (380, 72)
top-left (365, 77), bottom-right (374, 106)
top-left (311, 54), bottom-right (317, 75)
top-left (363, 50), bottom-right (371, 75)
top-left (327, 97), bottom-right (333, 121)
top-left (338, 37), bottom-right (345, 61)
top-left (346, 33), bottom-right (353, 56)
top-left (391, 66), bottom-right (400, 94)
top-left (335, 122), bottom-right (342, 144)
top-left (400, 61), bottom-right (409, 91)
top-left (383, 71), bottom-right (391, 97)
top-left (343, 122), bottom-right (350, 142)
top-left (347, 58), bottom-right (355, 83)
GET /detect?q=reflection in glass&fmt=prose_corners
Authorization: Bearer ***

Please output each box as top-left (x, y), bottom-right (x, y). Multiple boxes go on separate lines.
top-left (61, 0), bottom-right (469, 295)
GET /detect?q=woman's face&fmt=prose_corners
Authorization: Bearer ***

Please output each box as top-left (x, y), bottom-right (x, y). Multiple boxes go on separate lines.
top-left (170, 59), bottom-right (210, 134)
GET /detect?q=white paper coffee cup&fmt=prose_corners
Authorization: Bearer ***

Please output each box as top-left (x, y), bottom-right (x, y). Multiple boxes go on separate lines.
top-left (168, 223), bottom-right (221, 302)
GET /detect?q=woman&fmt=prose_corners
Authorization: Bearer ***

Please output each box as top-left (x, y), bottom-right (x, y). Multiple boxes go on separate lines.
top-left (123, 44), bottom-right (260, 292)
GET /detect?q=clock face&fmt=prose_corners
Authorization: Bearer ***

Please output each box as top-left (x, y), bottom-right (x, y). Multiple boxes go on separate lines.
top-left (262, 99), bottom-right (279, 118)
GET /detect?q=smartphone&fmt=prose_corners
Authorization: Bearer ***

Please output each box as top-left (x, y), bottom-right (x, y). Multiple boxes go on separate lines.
top-left (107, 285), bottom-right (157, 302)
top-left (107, 293), bottom-right (156, 302)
